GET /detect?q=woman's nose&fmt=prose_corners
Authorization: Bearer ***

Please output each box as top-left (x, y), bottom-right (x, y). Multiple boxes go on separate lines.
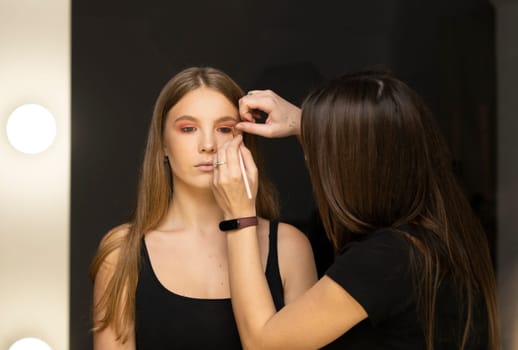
top-left (199, 131), bottom-right (216, 153)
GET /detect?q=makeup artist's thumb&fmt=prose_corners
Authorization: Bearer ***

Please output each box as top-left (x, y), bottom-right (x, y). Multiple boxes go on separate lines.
top-left (231, 133), bottom-right (243, 146)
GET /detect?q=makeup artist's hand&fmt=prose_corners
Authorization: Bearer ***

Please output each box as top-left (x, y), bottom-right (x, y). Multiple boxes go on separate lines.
top-left (212, 135), bottom-right (258, 219)
top-left (237, 90), bottom-right (301, 138)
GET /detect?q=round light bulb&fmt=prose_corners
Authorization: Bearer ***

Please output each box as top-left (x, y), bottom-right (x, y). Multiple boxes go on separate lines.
top-left (8, 337), bottom-right (52, 350)
top-left (6, 104), bottom-right (57, 154)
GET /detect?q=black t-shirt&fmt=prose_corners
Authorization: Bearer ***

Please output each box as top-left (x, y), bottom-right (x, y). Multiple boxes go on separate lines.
top-left (323, 227), bottom-right (488, 349)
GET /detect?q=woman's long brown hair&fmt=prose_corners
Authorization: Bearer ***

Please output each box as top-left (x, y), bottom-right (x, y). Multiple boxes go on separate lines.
top-left (300, 71), bottom-right (499, 349)
top-left (90, 67), bottom-right (279, 342)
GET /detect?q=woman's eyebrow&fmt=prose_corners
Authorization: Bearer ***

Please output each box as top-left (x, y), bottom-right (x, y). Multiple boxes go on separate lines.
top-left (173, 115), bottom-right (238, 124)
top-left (215, 116), bottom-right (239, 123)
top-left (173, 115), bottom-right (197, 124)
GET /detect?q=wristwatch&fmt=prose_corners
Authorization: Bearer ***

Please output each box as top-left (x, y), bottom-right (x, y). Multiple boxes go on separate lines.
top-left (219, 216), bottom-right (258, 232)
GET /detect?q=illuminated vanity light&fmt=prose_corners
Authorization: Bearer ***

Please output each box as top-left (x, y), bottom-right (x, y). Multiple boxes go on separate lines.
top-left (6, 104), bottom-right (57, 154)
top-left (8, 337), bottom-right (52, 350)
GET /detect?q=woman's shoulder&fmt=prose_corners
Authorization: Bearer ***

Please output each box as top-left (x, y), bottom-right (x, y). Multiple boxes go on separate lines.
top-left (100, 223), bottom-right (130, 247)
top-left (255, 218), bottom-right (313, 254)
top-left (354, 225), bottom-right (422, 245)
top-left (275, 221), bottom-right (316, 271)
top-left (256, 218), bottom-right (310, 247)
top-left (364, 225), bottom-right (426, 253)
top-left (277, 221), bottom-right (312, 249)
top-left (104, 223), bottom-right (131, 240)
top-left (333, 227), bottom-right (416, 271)
top-left (274, 221), bottom-right (318, 302)
top-left (94, 223), bottom-right (131, 269)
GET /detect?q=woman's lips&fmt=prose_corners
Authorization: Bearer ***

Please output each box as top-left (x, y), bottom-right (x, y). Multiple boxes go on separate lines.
top-left (195, 161), bottom-right (215, 172)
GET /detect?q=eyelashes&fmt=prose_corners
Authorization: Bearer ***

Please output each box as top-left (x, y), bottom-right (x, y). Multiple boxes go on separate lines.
top-left (177, 124), bottom-right (235, 134)
top-left (179, 126), bottom-right (196, 133)
top-left (216, 126), bottom-right (234, 134)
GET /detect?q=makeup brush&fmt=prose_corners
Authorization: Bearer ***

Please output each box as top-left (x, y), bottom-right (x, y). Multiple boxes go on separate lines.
top-left (232, 127), bottom-right (252, 199)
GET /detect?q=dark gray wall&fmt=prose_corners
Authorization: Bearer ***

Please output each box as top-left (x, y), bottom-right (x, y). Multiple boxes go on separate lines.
top-left (492, 0), bottom-right (518, 348)
top-left (71, 1), bottom-right (495, 348)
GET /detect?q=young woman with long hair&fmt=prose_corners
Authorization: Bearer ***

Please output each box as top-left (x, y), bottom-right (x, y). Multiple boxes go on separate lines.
top-left (212, 70), bottom-right (499, 349)
top-left (90, 67), bottom-right (317, 349)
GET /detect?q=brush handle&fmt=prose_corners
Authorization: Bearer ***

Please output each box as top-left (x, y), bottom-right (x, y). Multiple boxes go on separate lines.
top-left (238, 150), bottom-right (252, 199)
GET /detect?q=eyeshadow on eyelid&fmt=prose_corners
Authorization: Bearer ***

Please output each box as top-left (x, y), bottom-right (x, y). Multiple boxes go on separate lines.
top-left (172, 115), bottom-right (237, 129)
top-left (175, 122), bottom-right (193, 128)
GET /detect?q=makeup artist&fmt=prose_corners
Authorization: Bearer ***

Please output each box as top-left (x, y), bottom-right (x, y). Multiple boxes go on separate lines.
top-left (211, 70), bottom-right (499, 349)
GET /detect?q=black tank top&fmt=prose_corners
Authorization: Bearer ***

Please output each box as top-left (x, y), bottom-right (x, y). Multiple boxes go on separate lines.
top-left (135, 221), bottom-right (284, 349)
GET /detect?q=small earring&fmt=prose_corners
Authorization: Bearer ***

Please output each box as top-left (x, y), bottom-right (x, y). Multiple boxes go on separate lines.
top-left (164, 155), bottom-right (169, 163)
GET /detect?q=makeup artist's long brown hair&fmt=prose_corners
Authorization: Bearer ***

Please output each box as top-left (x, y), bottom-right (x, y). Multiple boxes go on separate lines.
top-left (90, 67), bottom-right (279, 342)
top-left (300, 71), bottom-right (499, 350)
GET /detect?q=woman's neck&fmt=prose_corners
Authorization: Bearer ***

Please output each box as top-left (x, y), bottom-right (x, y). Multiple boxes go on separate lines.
top-left (158, 184), bottom-right (224, 234)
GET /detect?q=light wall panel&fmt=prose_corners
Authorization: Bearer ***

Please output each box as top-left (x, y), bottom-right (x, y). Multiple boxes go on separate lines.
top-left (0, 0), bottom-right (70, 349)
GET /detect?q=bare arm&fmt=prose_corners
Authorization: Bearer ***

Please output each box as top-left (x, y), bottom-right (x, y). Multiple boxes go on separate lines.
top-left (92, 231), bottom-right (136, 350)
top-left (227, 225), bottom-right (367, 350)
top-left (213, 137), bottom-right (367, 350)
top-left (277, 223), bottom-right (318, 304)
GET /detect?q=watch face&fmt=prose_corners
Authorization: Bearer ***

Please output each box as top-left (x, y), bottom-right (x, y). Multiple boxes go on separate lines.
top-left (219, 219), bottom-right (239, 231)
top-left (219, 216), bottom-right (257, 231)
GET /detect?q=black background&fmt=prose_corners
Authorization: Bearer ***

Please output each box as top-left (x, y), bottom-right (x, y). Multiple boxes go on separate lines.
top-left (71, 1), bottom-right (495, 348)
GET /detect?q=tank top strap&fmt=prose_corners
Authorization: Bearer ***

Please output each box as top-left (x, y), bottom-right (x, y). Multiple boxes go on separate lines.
top-left (138, 238), bottom-right (157, 287)
top-left (140, 238), bottom-right (150, 264)
top-left (265, 220), bottom-right (285, 310)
